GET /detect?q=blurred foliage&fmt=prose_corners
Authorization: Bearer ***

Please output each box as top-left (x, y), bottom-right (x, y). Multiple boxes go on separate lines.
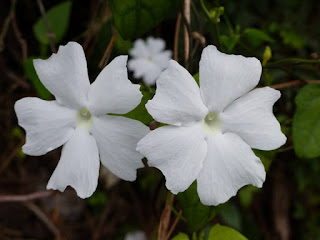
top-left (33, 1), bottom-right (72, 45)
top-left (109, 0), bottom-right (182, 39)
top-left (292, 83), bottom-right (320, 158)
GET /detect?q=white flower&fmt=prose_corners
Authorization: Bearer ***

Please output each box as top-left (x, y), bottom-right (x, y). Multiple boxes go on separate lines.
top-left (128, 37), bottom-right (172, 85)
top-left (14, 42), bottom-right (150, 199)
top-left (137, 45), bottom-right (286, 206)
top-left (124, 230), bottom-right (147, 240)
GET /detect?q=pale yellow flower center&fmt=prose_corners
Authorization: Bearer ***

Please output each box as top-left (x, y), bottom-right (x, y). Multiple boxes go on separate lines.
top-left (76, 108), bottom-right (93, 129)
top-left (202, 112), bottom-right (221, 135)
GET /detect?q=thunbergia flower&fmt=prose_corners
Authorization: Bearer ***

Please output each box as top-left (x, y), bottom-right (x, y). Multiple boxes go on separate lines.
top-left (14, 42), bottom-right (149, 198)
top-left (137, 45), bottom-right (286, 206)
top-left (128, 37), bottom-right (172, 86)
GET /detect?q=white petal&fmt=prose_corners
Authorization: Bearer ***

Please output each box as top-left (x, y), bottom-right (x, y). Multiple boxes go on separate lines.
top-left (199, 45), bottom-right (262, 113)
top-left (90, 115), bottom-right (150, 181)
top-left (33, 42), bottom-right (90, 109)
top-left (129, 39), bottom-right (149, 58)
top-left (88, 56), bottom-right (142, 115)
top-left (47, 127), bottom-right (100, 199)
top-left (197, 132), bottom-right (266, 206)
top-left (137, 122), bottom-right (207, 194)
top-left (128, 58), bottom-right (162, 85)
top-left (221, 87), bottom-right (287, 150)
top-left (14, 97), bottom-right (76, 156)
top-left (146, 60), bottom-right (208, 126)
top-left (153, 50), bottom-right (172, 70)
top-left (146, 37), bottom-right (165, 55)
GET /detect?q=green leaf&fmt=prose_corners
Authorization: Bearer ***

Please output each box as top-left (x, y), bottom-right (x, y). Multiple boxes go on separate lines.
top-left (109, 0), bottom-right (182, 39)
top-left (244, 28), bottom-right (273, 47)
top-left (193, 73), bottom-right (199, 86)
top-left (220, 34), bottom-right (240, 51)
top-left (253, 149), bottom-right (276, 171)
top-left (33, 1), bottom-right (72, 45)
top-left (114, 33), bottom-right (133, 54)
top-left (280, 30), bottom-right (306, 49)
top-left (218, 203), bottom-right (242, 231)
top-left (293, 83), bottom-right (320, 158)
top-left (238, 185), bottom-right (259, 208)
top-left (171, 233), bottom-right (190, 240)
top-left (176, 182), bottom-right (216, 232)
top-left (123, 84), bottom-right (154, 124)
top-left (208, 224), bottom-right (247, 240)
top-left (23, 57), bottom-right (51, 100)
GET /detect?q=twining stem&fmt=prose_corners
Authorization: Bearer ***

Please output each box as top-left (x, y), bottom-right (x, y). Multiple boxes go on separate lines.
top-left (269, 79), bottom-right (320, 89)
top-left (36, 0), bottom-right (56, 53)
top-left (98, 29), bottom-right (118, 69)
top-left (183, 0), bottom-right (191, 66)
top-left (266, 58), bottom-right (320, 67)
top-left (174, 13), bottom-right (181, 61)
top-left (0, 190), bottom-right (54, 202)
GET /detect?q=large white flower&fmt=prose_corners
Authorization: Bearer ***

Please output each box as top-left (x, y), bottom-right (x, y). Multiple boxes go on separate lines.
top-left (14, 42), bottom-right (150, 199)
top-left (137, 45), bottom-right (286, 206)
top-left (128, 37), bottom-right (172, 86)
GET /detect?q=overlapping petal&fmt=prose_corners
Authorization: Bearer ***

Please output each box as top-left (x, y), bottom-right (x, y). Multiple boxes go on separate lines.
top-left (199, 45), bottom-right (262, 113)
top-left (88, 56), bottom-right (142, 115)
top-left (146, 60), bottom-right (208, 126)
top-left (197, 132), bottom-right (266, 205)
top-left (137, 122), bottom-right (207, 194)
top-left (14, 97), bottom-right (76, 156)
top-left (90, 115), bottom-right (149, 181)
top-left (221, 87), bottom-right (286, 150)
top-left (33, 42), bottom-right (90, 110)
top-left (47, 127), bottom-right (100, 199)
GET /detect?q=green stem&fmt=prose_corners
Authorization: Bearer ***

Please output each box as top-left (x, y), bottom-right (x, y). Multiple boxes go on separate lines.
top-left (200, 0), bottom-right (212, 20)
top-left (168, 193), bottom-right (187, 222)
top-left (266, 58), bottom-right (320, 66)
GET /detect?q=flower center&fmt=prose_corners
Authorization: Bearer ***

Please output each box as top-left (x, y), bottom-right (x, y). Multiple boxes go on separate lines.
top-left (202, 112), bottom-right (221, 135)
top-left (147, 56), bottom-right (152, 62)
top-left (76, 108), bottom-right (93, 129)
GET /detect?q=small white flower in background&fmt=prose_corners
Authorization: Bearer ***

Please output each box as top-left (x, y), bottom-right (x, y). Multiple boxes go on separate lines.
top-left (14, 42), bottom-right (149, 199)
top-left (137, 45), bottom-right (287, 206)
top-left (128, 37), bottom-right (172, 86)
top-left (124, 230), bottom-right (147, 240)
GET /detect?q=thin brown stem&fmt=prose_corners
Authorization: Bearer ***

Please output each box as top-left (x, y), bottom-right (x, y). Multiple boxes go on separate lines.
top-left (183, 0), bottom-right (190, 66)
top-left (98, 29), bottom-right (118, 69)
top-left (36, 0), bottom-right (56, 53)
top-left (24, 202), bottom-right (60, 239)
top-left (269, 79), bottom-right (320, 89)
top-left (165, 209), bottom-right (183, 240)
top-left (0, 190), bottom-right (54, 202)
top-left (174, 13), bottom-right (182, 61)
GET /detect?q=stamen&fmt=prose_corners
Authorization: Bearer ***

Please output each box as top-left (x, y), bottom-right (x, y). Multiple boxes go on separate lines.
top-left (202, 112), bottom-right (221, 135)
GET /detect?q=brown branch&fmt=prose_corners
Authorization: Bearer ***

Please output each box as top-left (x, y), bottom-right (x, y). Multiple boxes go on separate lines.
top-left (98, 29), bottom-right (118, 69)
top-left (24, 202), bottom-right (60, 239)
top-left (36, 0), bottom-right (56, 53)
top-left (269, 79), bottom-right (320, 89)
top-left (158, 193), bottom-right (173, 240)
top-left (183, 0), bottom-right (190, 66)
top-left (0, 0), bottom-right (17, 52)
top-left (165, 209), bottom-right (183, 240)
top-left (0, 190), bottom-right (55, 202)
top-left (174, 13), bottom-right (181, 61)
